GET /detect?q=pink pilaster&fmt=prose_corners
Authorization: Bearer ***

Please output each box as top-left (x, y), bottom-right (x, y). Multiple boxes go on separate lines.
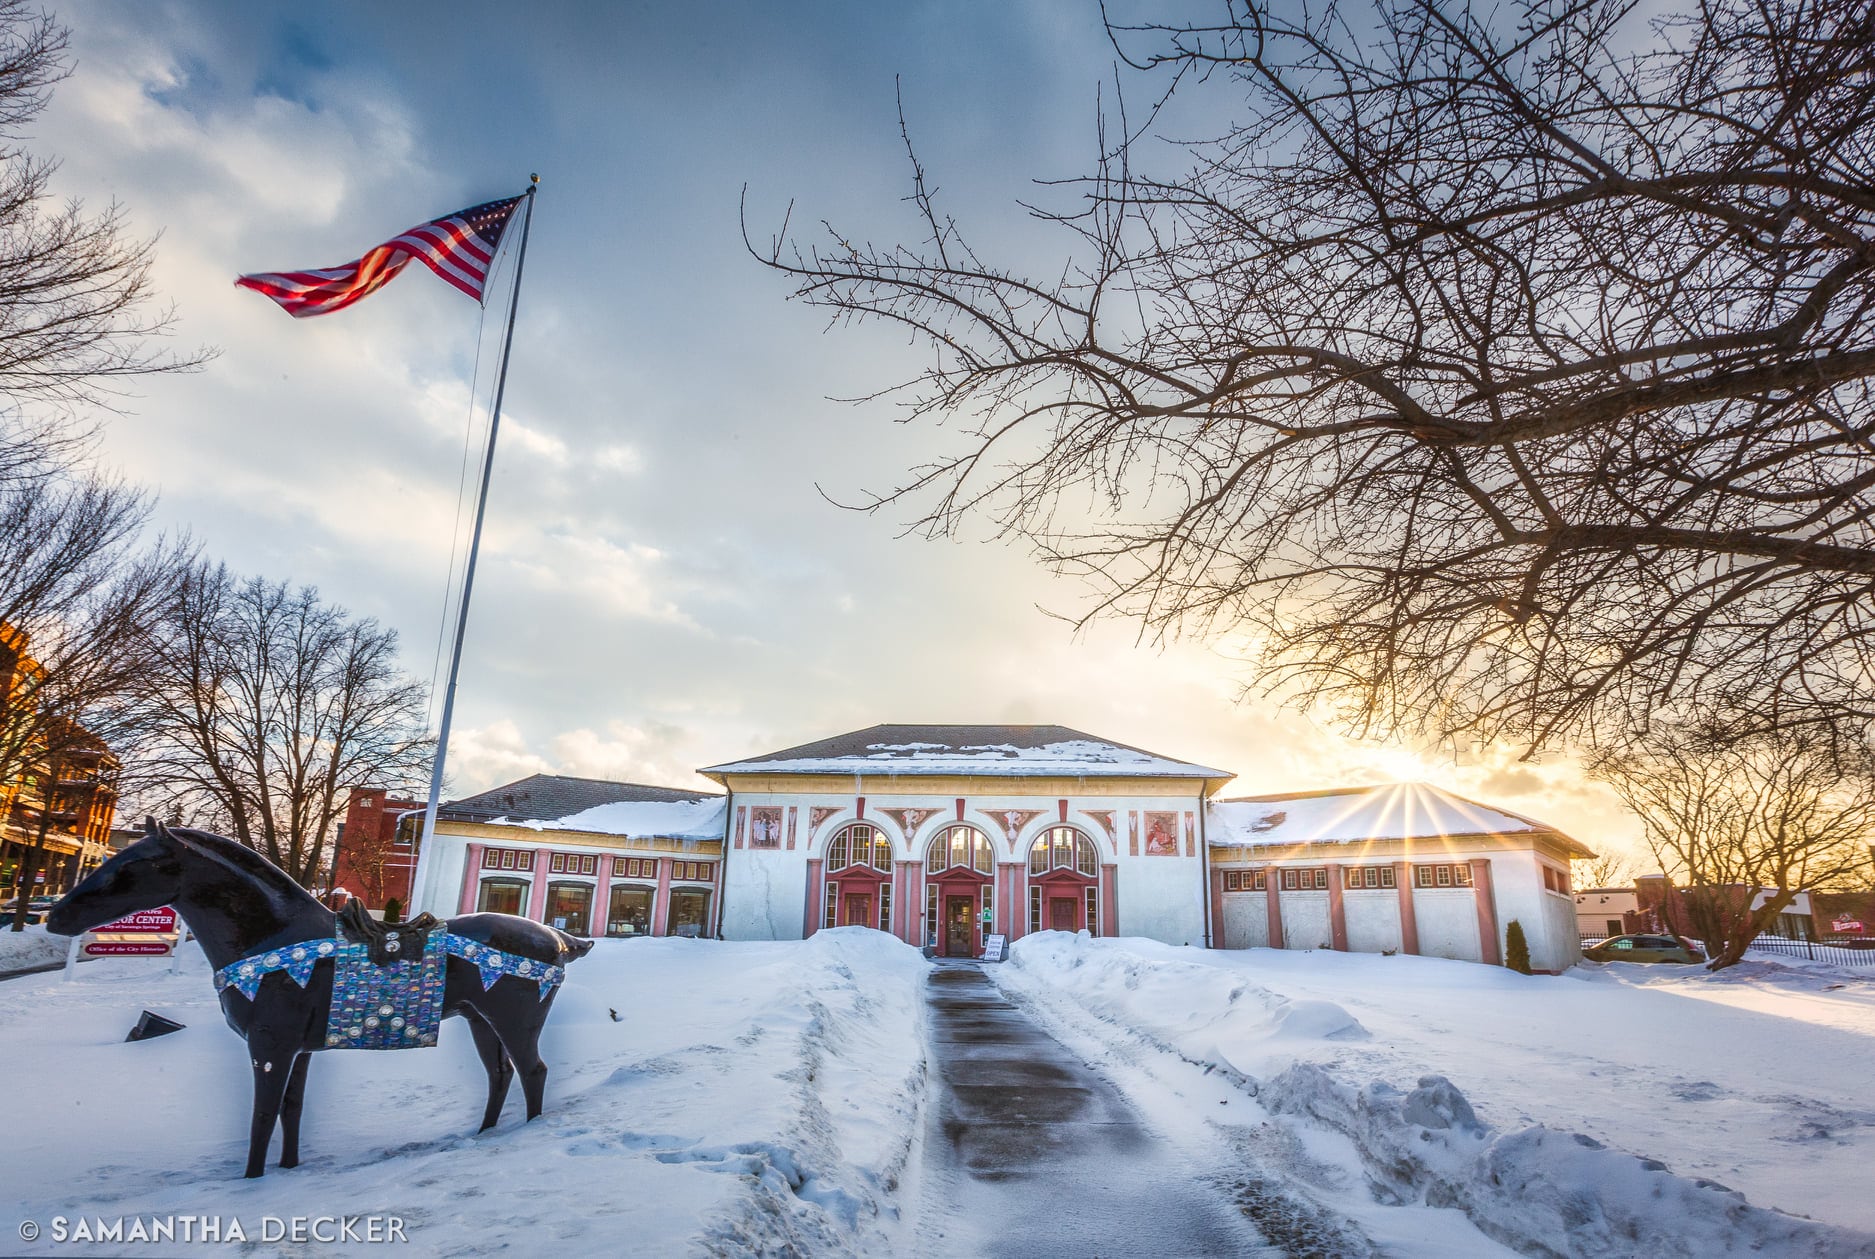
top-left (1100, 864), bottom-right (1118, 937)
top-left (526, 856), bottom-right (550, 922)
top-left (1326, 863), bottom-right (1349, 951)
top-left (1470, 858), bottom-right (1501, 966)
top-left (1394, 861), bottom-right (1419, 954)
top-left (1006, 865), bottom-right (1026, 941)
top-left (908, 862), bottom-right (926, 946)
top-left (1208, 868), bottom-right (1226, 950)
top-left (457, 844), bottom-right (483, 915)
top-left (653, 857), bottom-right (673, 938)
top-left (592, 854), bottom-right (612, 938)
top-left (1266, 877), bottom-right (1284, 948)
top-left (804, 857), bottom-right (824, 938)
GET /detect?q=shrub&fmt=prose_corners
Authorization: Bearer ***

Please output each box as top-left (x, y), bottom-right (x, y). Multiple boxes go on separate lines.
top-left (1505, 920), bottom-right (1532, 974)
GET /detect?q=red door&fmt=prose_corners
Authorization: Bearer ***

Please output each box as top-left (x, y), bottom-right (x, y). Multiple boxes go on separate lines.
top-left (844, 893), bottom-right (873, 929)
top-left (1049, 896), bottom-right (1082, 933)
top-left (945, 896), bottom-right (976, 957)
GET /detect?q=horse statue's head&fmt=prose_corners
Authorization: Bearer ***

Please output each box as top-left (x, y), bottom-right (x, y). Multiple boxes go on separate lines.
top-left (46, 821), bottom-right (195, 941)
top-left (47, 817), bottom-right (191, 936)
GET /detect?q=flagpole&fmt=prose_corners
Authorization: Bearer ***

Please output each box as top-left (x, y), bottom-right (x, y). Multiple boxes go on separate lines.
top-left (409, 176), bottom-right (538, 916)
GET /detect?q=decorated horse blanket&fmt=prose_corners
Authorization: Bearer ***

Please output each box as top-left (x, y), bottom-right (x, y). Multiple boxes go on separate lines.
top-left (213, 930), bottom-right (567, 1050)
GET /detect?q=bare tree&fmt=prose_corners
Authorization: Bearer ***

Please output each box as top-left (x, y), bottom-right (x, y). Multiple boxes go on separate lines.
top-left (1571, 848), bottom-right (1637, 892)
top-left (137, 564), bottom-right (432, 888)
top-left (0, 0), bottom-right (206, 432)
top-left (1588, 718), bottom-right (1875, 970)
top-left (0, 472), bottom-right (190, 927)
top-left (758, 0), bottom-right (1875, 752)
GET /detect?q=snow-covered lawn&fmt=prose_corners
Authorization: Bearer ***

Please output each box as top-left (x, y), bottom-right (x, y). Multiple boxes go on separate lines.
top-left (6, 927), bottom-right (1873, 1258)
top-left (999, 935), bottom-right (1875, 1256)
top-left (2, 929), bottom-right (927, 1258)
top-left (0, 921), bottom-right (91, 973)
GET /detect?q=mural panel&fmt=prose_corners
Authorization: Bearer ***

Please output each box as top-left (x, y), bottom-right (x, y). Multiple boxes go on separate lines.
top-left (749, 806), bottom-right (783, 848)
top-left (1144, 811), bottom-right (1180, 856)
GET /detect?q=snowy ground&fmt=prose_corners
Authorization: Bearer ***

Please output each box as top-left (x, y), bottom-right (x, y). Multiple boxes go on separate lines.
top-left (998, 935), bottom-right (1875, 1257)
top-left (5, 929), bottom-right (1873, 1258)
top-left (2, 929), bottom-right (928, 1258)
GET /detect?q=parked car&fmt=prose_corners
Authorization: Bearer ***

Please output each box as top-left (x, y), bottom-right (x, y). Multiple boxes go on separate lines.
top-left (1583, 934), bottom-right (1705, 964)
top-left (1, 895), bottom-right (57, 926)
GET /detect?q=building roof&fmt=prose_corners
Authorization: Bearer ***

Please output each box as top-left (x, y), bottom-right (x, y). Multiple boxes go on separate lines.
top-left (1207, 781), bottom-right (1594, 857)
top-left (699, 723), bottom-right (1233, 783)
top-left (441, 773), bottom-right (726, 841)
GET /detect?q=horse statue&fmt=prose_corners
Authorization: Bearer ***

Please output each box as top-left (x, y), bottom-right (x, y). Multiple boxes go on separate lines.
top-left (46, 819), bottom-right (593, 1178)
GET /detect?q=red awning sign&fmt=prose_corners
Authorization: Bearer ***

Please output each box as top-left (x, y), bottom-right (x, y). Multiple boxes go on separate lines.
top-left (1833, 918), bottom-right (1866, 934)
top-left (94, 906), bottom-right (178, 934)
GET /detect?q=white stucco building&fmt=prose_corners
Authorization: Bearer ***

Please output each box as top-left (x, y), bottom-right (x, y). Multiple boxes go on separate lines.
top-left (1209, 783), bottom-right (1592, 973)
top-left (402, 724), bottom-right (1594, 972)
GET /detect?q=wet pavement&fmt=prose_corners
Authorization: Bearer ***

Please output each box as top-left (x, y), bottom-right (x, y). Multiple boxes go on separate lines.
top-left (919, 961), bottom-right (1274, 1258)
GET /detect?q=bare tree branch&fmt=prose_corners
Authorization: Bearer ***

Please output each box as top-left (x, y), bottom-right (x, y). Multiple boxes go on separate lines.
top-left (761, 0), bottom-right (1875, 751)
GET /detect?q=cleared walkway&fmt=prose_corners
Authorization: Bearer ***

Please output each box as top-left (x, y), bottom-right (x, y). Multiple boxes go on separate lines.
top-left (918, 961), bottom-right (1275, 1258)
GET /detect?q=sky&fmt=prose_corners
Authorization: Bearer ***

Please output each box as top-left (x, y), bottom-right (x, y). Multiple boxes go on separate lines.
top-left (40, 0), bottom-right (1644, 859)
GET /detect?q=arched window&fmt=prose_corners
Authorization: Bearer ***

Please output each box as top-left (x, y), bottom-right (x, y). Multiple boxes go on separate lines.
top-left (1028, 826), bottom-right (1098, 877)
top-left (827, 823), bottom-right (892, 872)
top-left (925, 824), bottom-right (993, 875)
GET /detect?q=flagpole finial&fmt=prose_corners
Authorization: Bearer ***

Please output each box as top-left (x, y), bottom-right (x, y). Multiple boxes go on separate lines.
top-left (529, 173), bottom-right (539, 186)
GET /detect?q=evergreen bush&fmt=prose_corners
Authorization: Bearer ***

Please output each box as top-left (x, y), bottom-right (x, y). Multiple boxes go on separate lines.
top-left (1505, 919), bottom-right (1532, 974)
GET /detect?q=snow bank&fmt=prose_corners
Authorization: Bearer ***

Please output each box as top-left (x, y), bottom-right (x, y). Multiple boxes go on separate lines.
top-left (0, 921), bottom-right (83, 972)
top-left (1003, 930), bottom-right (1368, 1081)
top-left (1002, 933), bottom-right (1875, 1257)
top-left (1, 927), bottom-right (928, 1258)
top-left (1261, 1064), bottom-right (1866, 1259)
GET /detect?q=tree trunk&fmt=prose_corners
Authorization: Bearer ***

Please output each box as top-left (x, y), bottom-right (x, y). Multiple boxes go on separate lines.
top-left (1706, 888), bottom-right (1800, 973)
top-left (11, 762), bottom-right (63, 931)
top-left (7, 844), bottom-right (39, 931)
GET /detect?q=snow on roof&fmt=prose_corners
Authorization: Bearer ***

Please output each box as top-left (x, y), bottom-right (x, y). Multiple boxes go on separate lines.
top-left (1208, 782), bottom-right (1592, 855)
top-left (488, 796), bottom-right (728, 842)
top-left (701, 723), bottom-right (1231, 780)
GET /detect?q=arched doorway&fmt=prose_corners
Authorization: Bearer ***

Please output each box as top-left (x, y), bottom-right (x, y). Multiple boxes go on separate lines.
top-left (1027, 826), bottom-right (1100, 935)
top-left (925, 825), bottom-right (994, 957)
top-left (821, 823), bottom-right (894, 931)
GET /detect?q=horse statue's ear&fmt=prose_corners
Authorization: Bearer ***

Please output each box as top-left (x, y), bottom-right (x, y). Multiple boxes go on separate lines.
top-left (144, 815), bottom-right (162, 838)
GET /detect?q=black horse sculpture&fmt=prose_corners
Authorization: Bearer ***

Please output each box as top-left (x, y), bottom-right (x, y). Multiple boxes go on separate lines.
top-left (47, 820), bottom-right (593, 1178)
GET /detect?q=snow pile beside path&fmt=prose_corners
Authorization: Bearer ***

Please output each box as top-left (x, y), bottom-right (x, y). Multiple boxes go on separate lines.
top-left (1004, 931), bottom-right (1367, 1079)
top-left (1004, 933), bottom-right (1875, 1258)
top-left (1263, 1064), bottom-right (1869, 1259)
top-left (2, 927), bottom-right (928, 1258)
top-left (0, 921), bottom-right (81, 972)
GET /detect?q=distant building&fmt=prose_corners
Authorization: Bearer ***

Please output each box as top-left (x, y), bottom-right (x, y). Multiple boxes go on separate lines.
top-left (393, 724), bottom-right (1594, 974)
top-left (1634, 874), bottom-right (1815, 941)
top-left (329, 787), bottom-right (423, 910)
top-left (416, 775), bottom-right (725, 939)
top-left (0, 625), bottom-right (122, 901)
top-left (1575, 887), bottom-right (1641, 939)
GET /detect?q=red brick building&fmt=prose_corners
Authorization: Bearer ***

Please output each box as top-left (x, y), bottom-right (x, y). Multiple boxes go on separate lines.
top-left (330, 787), bottom-right (422, 910)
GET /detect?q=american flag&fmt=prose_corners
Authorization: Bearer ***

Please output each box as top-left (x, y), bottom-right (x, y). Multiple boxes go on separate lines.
top-left (236, 195), bottom-right (525, 317)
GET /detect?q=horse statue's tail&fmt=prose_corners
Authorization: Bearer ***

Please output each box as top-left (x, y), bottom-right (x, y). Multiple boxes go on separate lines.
top-left (554, 927), bottom-right (596, 961)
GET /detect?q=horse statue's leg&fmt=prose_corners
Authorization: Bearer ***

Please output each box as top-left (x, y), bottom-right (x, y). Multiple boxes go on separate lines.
top-left (278, 1053), bottom-right (312, 1168)
top-left (464, 1011), bottom-right (514, 1131)
top-left (243, 1036), bottom-right (299, 1178)
top-left (489, 1001), bottom-right (551, 1121)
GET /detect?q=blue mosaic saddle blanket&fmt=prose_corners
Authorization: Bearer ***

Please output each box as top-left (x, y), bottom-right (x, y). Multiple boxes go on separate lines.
top-left (213, 930), bottom-right (567, 1051)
